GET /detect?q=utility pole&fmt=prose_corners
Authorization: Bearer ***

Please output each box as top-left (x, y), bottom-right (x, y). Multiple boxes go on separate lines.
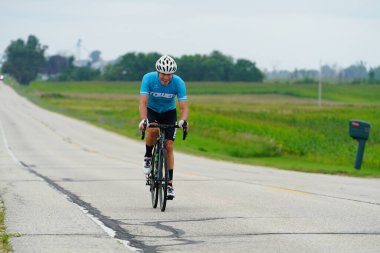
top-left (318, 60), bottom-right (322, 107)
top-left (76, 39), bottom-right (82, 61)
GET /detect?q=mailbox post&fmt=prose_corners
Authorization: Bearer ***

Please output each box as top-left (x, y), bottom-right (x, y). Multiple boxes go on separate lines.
top-left (349, 120), bottom-right (370, 170)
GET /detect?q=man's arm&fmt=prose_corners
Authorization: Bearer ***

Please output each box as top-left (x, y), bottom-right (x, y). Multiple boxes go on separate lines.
top-left (179, 100), bottom-right (189, 122)
top-left (138, 94), bottom-right (149, 130)
top-left (139, 94), bottom-right (149, 120)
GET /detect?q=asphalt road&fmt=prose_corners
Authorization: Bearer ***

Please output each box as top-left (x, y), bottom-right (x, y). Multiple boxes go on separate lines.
top-left (0, 82), bottom-right (379, 253)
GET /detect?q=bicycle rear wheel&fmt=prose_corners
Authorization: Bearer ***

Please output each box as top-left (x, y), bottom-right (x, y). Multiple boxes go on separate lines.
top-left (150, 149), bottom-right (159, 208)
top-left (158, 149), bottom-right (168, 212)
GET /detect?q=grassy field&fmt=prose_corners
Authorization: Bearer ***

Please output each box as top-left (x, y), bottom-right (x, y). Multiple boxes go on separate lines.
top-left (10, 80), bottom-right (380, 177)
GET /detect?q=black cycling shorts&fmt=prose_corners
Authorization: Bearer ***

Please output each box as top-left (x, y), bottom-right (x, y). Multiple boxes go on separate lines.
top-left (147, 108), bottom-right (177, 141)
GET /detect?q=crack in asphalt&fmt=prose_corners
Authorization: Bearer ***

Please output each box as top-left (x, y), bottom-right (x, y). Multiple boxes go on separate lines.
top-left (185, 232), bottom-right (380, 237)
top-left (22, 233), bottom-right (108, 236)
top-left (19, 161), bottom-right (206, 253)
top-left (21, 161), bottom-right (207, 253)
top-left (57, 178), bottom-right (144, 182)
top-left (137, 220), bottom-right (203, 253)
top-left (19, 161), bottom-right (146, 252)
top-left (8, 160), bottom-right (380, 253)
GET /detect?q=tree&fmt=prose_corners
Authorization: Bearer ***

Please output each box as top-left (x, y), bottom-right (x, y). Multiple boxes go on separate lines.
top-left (89, 50), bottom-right (102, 63)
top-left (176, 54), bottom-right (206, 81)
top-left (368, 66), bottom-right (380, 84)
top-left (58, 56), bottom-right (100, 81)
top-left (103, 52), bottom-right (160, 81)
top-left (231, 59), bottom-right (264, 82)
top-left (2, 35), bottom-right (47, 85)
top-left (201, 50), bottom-right (233, 81)
top-left (45, 55), bottom-right (70, 77)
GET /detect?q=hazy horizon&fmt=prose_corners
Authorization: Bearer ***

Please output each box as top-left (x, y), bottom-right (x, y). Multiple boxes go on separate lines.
top-left (1, 0), bottom-right (379, 71)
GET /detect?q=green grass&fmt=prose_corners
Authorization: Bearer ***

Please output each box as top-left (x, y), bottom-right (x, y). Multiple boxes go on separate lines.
top-left (1, 200), bottom-right (12, 253)
top-left (25, 81), bottom-right (380, 104)
top-left (10, 80), bottom-right (380, 177)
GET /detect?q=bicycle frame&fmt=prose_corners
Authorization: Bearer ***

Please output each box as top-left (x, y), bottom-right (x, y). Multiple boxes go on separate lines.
top-left (141, 123), bottom-right (187, 212)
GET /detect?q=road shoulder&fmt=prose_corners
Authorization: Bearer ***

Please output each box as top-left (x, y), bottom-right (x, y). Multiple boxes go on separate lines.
top-left (0, 138), bottom-right (134, 253)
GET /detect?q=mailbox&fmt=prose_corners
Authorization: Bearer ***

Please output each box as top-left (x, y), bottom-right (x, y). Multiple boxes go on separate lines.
top-left (349, 120), bottom-right (370, 140)
top-left (349, 120), bottom-right (371, 170)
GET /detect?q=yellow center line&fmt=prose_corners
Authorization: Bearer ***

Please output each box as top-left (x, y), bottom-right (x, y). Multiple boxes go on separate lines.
top-left (271, 186), bottom-right (306, 195)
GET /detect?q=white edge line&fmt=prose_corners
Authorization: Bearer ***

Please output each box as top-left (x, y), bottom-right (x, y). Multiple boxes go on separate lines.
top-left (0, 119), bottom-right (141, 253)
top-left (77, 205), bottom-right (141, 252)
top-left (0, 120), bottom-right (23, 166)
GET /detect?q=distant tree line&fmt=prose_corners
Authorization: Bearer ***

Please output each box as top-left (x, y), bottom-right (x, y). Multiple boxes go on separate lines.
top-left (2, 35), bottom-right (379, 85)
top-left (266, 62), bottom-right (380, 84)
top-left (103, 51), bottom-right (264, 82)
top-left (1, 35), bottom-right (263, 85)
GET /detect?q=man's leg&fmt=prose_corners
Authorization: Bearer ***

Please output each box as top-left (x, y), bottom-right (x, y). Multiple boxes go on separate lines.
top-left (165, 139), bottom-right (176, 199)
top-left (160, 109), bottom-right (177, 199)
top-left (143, 128), bottom-right (158, 175)
top-left (165, 140), bottom-right (174, 183)
top-left (143, 108), bottom-right (158, 175)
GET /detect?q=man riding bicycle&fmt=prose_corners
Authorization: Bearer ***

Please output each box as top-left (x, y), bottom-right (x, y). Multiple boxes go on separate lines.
top-left (139, 55), bottom-right (189, 199)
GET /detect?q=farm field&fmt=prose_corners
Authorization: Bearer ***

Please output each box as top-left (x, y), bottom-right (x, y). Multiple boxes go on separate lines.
top-left (10, 81), bottom-right (380, 177)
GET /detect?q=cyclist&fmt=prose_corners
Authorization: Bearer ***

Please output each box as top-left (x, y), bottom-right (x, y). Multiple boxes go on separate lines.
top-left (139, 55), bottom-right (189, 199)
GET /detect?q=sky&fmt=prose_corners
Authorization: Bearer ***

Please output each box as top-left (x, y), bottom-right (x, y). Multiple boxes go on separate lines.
top-left (1, 0), bottom-right (380, 70)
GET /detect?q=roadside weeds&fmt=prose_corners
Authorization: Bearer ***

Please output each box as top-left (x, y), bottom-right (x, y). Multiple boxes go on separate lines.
top-left (1, 199), bottom-right (21, 253)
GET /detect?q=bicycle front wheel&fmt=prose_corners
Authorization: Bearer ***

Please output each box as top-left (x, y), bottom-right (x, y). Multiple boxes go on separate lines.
top-left (158, 149), bottom-right (168, 212)
top-left (150, 149), bottom-right (159, 208)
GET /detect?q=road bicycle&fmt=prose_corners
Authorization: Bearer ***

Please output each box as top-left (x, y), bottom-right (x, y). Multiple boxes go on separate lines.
top-left (141, 122), bottom-right (187, 212)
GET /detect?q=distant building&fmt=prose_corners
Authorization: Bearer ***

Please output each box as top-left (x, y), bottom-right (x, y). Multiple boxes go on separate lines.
top-left (73, 59), bottom-right (91, 67)
top-left (73, 58), bottom-right (109, 72)
top-left (91, 59), bottom-right (108, 71)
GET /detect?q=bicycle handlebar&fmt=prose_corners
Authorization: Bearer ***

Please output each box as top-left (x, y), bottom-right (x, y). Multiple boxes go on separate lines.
top-left (141, 123), bottom-right (188, 140)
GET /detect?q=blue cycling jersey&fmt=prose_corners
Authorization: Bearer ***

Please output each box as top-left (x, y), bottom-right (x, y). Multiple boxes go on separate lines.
top-left (140, 72), bottom-right (187, 113)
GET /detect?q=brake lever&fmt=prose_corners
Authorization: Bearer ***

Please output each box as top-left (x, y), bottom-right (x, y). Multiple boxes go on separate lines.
top-left (183, 127), bottom-right (188, 140)
top-left (141, 120), bottom-right (148, 140)
top-left (141, 130), bottom-right (145, 140)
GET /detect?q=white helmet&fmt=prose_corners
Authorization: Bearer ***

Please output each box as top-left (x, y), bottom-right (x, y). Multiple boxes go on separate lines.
top-left (155, 55), bottom-right (177, 74)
